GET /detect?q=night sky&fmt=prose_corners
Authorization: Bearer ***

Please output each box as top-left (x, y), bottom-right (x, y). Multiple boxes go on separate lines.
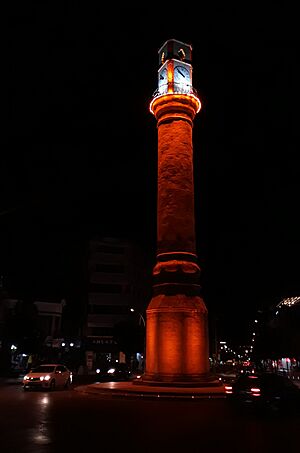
top-left (4, 5), bottom-right (300, 344)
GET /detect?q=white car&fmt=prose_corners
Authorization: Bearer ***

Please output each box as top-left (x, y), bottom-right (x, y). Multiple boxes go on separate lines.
top-left (23, 364), bottom-right (72, 391)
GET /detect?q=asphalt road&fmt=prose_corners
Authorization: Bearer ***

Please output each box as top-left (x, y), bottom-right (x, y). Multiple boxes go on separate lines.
top-left (0, 381), bottom-right (299, 453)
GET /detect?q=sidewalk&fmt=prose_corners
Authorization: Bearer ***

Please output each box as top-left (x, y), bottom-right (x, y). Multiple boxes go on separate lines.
top-left (73, 380), bottom-right (226, 400)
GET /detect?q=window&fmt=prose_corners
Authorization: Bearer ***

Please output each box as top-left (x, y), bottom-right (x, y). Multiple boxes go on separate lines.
top-left (95, 263), bottom-right (125, 273)
top-left (89, 284), bottom-right (123, 294)
top-left (33, 366), bottom-right (55, 373)
top-left (88, 305), bottom-right (130, 315)
top-left (95, 245), bottom-right (124, 254)
top-left (91, 327), bottom-right (114, 336)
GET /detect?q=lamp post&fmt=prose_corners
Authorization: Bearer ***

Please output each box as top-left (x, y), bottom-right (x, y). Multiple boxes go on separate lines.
top-left (130, 308), bottom-right (146, 371)
top-left (130, 308), bottom-right (146, 327)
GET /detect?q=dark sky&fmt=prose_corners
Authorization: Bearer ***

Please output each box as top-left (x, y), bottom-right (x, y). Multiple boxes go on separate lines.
top-left (4, 5), bottom-right (300, 344)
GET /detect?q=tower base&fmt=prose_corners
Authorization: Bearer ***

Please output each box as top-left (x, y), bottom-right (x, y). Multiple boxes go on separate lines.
top-left (133, 373), bottom-right (222, 388)
top-left (144, 293), bottom-right (211, 384)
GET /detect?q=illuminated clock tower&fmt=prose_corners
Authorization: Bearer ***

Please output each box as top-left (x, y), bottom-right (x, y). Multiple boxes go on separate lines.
top-left (142, 39), bottom-right (215, 386)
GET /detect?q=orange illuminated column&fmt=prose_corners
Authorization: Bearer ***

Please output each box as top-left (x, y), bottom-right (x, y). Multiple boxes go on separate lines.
top-left (142, 91), bottom-right (215, 386)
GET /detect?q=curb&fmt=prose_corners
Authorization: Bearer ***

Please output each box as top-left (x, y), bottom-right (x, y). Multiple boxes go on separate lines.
top-left (73, 383), bottom-right (226, 400)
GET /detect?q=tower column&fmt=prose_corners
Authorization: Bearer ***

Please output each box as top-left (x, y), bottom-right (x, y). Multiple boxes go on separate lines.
top-left (135, 39), bottom-right (219, 388)
top-left (140, 95), bottom-right (213, 386)
top-left (157, 116), bottom-right (196, 255)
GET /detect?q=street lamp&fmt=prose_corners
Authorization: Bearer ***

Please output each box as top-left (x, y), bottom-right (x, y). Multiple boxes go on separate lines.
top-left (130, 308), bottom-right (146, 327)
top-left (130, 308), bottom-right (146, 372)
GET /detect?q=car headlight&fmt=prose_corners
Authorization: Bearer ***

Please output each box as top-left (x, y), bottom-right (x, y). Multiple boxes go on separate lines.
top-left (24, 376), bottom-right (29, 380)
top-left (40, 376), bottom-right (44, 381)
top-left (107, 368), bottom-right (115, 374)
top-left (44, 375), bottom-right (51, 381)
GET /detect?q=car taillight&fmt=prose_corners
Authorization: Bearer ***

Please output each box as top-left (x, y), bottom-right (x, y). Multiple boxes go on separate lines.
top-left (250, 387), bottom-right (261, 396)
top-left (225, 385), bottom-right (233, 394)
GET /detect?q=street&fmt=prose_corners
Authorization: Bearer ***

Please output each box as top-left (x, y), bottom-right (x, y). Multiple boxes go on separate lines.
top-left (0, 381), bottom-right (299, 453)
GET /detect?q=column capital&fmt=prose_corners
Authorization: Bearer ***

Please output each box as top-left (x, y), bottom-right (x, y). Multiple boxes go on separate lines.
top-left (150, 93), bottom-right (201, 126)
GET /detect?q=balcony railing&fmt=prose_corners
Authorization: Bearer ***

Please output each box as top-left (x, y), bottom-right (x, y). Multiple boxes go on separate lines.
top-left (152, 82), bottom-right (199, 99)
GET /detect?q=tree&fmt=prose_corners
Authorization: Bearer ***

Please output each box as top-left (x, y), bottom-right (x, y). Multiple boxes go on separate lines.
top-left (4, 298), bottom-right (42, 353)
top-left (113, 320), bottom-right (144, 359)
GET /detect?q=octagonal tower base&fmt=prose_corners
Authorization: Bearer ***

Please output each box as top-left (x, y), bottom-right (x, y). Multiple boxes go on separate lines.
top-left (134, 293), bottom-right (220, 388)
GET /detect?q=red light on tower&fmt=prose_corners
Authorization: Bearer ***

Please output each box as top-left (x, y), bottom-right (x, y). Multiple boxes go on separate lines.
top-left (138, 39), bottom-right (219, 387)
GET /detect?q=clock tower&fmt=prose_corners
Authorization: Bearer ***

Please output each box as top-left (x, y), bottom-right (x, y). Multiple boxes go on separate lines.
top-left (142, 39), bottom-right (215, 386)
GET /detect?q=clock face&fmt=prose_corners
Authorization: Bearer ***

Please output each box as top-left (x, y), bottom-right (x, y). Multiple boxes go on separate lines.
top-left (158, 68), bottom-right (168, 93)
top-left (174, 65), bottom-right (190, 84)
top-left (174, 65), bottom-right (191, 93)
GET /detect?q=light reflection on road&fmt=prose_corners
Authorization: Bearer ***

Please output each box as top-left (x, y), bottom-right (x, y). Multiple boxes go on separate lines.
top-left (31, 393), bottom-right (51, 447)
top-left (0, 384), bottom-right (59, 452)
top-left (41, 396), bottom-right (50, 405)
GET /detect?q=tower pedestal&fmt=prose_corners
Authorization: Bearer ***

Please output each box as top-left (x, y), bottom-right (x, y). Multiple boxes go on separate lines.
top-left (140, 293), bottom-right (218, 386)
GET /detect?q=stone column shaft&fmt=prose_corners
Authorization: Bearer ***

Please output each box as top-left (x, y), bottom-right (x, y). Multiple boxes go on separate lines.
top-left (140, 94), bottom-right (214, 386)
top-left (157, 118), bottom-right (196, 255)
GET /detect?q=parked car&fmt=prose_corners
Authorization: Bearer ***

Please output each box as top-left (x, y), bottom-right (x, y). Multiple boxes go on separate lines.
top-left (225, 371), bottom-right (300, 414)
top-left (23, 364), bottom-right (72, 391)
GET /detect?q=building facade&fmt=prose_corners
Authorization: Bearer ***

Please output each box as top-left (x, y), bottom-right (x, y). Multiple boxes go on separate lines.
top-left (83, 237), bottom-right (148, 370)
top-left (0, 293), bottom-right (66, 371)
